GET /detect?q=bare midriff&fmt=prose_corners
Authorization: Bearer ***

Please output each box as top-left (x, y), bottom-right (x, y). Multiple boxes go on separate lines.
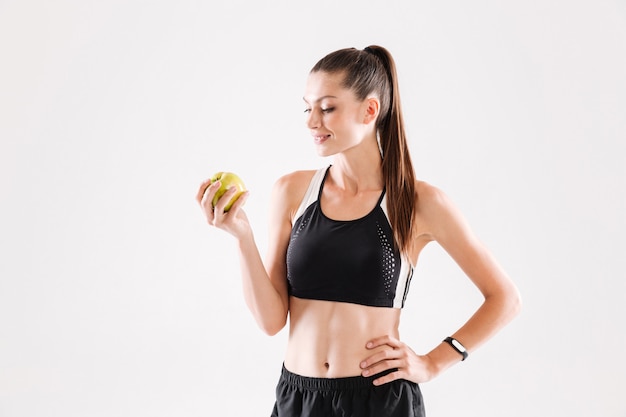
top-left (284, 296), bottom-right (402, 378)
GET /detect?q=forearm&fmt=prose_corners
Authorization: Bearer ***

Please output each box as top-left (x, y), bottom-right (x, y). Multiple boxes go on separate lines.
top-left (237, 231), bottom-right (288, 335)
top-left (427, 286), bottom-right (522, 377)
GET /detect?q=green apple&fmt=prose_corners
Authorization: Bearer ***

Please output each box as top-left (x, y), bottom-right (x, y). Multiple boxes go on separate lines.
top-left (210, 171), bottom-right (246, 212)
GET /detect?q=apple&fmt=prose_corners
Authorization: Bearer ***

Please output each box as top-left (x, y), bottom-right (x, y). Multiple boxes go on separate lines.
top-left (210, 171), bottom-right (246, 212)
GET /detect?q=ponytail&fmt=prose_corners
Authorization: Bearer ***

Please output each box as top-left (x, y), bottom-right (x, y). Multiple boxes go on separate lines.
top-left (364, 46), bottom-right (416, 255)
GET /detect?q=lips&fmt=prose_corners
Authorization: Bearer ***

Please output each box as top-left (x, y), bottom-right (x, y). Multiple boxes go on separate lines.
top-left (312, 134), bottom-right (331, 144)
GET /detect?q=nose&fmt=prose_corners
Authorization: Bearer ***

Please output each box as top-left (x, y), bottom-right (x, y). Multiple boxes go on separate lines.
top-left (306, 109), bottom-right (320, 130)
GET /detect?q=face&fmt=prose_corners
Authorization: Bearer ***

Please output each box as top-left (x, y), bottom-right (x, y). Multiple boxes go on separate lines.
top-left (303, 71), bottom-right (376, 157)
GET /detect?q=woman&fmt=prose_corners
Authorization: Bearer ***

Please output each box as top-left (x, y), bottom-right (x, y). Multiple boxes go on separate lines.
top-left (196, 45), bottom-right (521, 417)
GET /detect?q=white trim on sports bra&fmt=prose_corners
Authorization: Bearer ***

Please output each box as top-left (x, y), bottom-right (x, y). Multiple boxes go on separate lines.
top-left (293, 168), bottom-right (326, 222)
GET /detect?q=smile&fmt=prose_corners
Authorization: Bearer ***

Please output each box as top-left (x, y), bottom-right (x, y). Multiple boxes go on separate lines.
top-left (313, 134), bottom-right (330, 144)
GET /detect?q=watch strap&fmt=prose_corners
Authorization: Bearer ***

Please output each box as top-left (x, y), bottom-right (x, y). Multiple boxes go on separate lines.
top-left (443, 336), bottom-right (468, 361)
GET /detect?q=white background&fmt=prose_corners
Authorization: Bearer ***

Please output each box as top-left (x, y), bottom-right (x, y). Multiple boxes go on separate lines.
top-left (1, 1), bottom-right (625, 416)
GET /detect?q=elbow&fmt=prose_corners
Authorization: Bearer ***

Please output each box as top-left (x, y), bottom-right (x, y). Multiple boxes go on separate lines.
top-left (506, 285), bottom-right (523, 321)
top-left (258, 314), bottom-right (287, 336)
top-left (246, 295), bottom-right (289, 336)
top-left (260, 320), bottom-right (286, 336)
top-left (263, 326), bottom-right (283, 337)
top-left (486, 282), bottom-right (522, 324)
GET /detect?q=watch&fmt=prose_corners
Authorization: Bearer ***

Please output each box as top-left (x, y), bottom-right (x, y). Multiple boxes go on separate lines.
top-left (443, 336), bottom-right (468, 361)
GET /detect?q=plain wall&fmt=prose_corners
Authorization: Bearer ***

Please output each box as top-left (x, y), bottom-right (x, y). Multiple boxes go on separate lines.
top-left (1, 1), bottom-right (625, 416)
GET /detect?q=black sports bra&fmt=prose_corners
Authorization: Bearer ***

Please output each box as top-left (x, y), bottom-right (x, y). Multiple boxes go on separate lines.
top-left (286, 166), bottom-right (413, 308)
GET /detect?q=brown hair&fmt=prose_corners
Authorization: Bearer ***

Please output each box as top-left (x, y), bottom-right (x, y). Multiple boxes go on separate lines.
top-left (311, 45), bottom-right (417, 255)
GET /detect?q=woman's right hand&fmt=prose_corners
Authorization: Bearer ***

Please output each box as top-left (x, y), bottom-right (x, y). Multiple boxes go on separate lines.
top-left (196, 178), bottom-right (251, 240)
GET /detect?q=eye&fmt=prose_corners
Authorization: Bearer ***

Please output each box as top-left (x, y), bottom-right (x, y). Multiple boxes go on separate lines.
top-left (303, 108), bottom-right (311, 113)
top-left (321, 107), bottom-right (335, 113)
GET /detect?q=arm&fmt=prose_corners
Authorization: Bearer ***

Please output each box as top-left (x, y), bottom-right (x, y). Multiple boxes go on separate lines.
top-left (418, 183), bottom-right (522, 377)
top-left (361, 182), bottom-right (522, 384)
top-left (196, 175), bottom-right (293, 335)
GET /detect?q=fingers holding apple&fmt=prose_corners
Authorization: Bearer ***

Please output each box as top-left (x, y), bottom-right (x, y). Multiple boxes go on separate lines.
top-left (209, 171), bottom-right (247, 212)
top-left (212, 184), bottom-right (248, 216)
top-left (197, 171), bottom-right (251, 238)
top-left (196, 178), bottom-right (215, 206)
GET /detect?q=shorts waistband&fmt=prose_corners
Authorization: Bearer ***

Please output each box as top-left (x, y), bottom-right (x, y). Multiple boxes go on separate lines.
top-left (279, 364), bottom-right (395, 391)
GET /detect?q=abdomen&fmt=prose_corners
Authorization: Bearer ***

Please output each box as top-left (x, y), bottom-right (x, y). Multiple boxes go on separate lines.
top-left (284, 297), bottom-right (401, 378)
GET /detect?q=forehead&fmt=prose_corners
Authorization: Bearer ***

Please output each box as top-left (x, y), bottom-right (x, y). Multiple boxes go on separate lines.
top-left (303, 71), bottom-right (353, 102)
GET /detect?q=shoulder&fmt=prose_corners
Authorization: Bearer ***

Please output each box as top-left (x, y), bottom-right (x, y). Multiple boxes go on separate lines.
top-left (413, 180), bottom-right (468, 241)
top-left (271, 169), bottom-right (320, 222)
top-left (274, 169), bottom-right (318, 192)
top-left (415, 180), bottom-right (452, 212)
top-left (272, 169), bottom-right (319, 200)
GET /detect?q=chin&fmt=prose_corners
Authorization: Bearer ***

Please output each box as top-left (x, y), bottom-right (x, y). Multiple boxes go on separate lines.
top-left (317, 150), bottom-right (337, 158)
top-left (314, 146), bottom-right (335, 158)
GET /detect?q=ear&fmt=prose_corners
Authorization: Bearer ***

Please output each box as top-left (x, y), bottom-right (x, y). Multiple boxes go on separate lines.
top-left (363, 97), bottom-right (380, 124)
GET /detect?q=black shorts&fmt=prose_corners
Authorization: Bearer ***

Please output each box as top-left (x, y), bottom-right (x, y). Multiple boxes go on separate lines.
top-left (270, 364), bottom-right (425, 417)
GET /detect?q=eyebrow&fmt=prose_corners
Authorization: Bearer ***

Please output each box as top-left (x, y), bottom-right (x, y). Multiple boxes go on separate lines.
top-left (302, 95), bottom-right (338, 104)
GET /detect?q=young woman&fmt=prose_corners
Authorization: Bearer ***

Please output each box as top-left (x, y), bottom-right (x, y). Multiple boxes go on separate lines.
top-left (196, 45), bottom-right (521, 417)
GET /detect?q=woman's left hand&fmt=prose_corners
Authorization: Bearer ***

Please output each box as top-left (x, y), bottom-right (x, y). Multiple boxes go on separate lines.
top-left (360, 335), bottom-right (436, 385)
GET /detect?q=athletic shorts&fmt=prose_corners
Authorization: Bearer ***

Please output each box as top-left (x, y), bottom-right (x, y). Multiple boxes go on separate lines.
top-left (270, 364), bottom-right (425, 417)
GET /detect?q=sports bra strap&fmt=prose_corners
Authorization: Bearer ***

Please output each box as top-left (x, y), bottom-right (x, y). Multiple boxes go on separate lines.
top-left (293, 167), bottom-right (327, 221)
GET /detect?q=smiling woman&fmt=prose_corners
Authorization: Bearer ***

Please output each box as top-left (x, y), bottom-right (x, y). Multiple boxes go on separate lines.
top-left (196, 45), bottom-right (521, 417)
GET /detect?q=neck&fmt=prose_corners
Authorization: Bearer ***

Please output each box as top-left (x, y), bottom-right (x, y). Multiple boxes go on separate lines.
top-left (329, 135), bottom-right (383, 194)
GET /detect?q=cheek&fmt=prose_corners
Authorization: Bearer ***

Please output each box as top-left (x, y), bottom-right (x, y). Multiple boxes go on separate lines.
top-left (325, 111), bottom-right (347, 129)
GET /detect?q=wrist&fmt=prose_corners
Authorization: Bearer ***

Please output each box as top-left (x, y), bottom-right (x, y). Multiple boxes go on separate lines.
top-left (425, 339), bottom-right (469, 379)
top-left (236, 227), bottom-right (255, 248)
top-left (422, 352), bottom-right (443, 381)
top-left (443, 336), bottom-right (468, 361)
